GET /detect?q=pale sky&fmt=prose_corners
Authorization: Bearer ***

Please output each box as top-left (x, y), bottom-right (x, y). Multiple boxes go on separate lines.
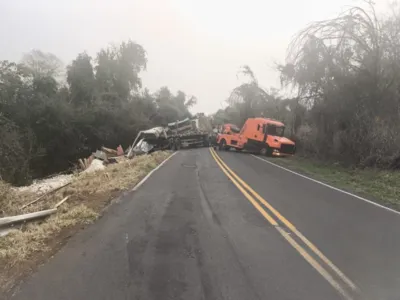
top-left (0, 0), bottom-right (389, 114)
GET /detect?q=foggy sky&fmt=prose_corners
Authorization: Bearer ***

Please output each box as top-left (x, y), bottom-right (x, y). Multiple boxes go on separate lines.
top-left (0, 0), bottom-right (389, 114)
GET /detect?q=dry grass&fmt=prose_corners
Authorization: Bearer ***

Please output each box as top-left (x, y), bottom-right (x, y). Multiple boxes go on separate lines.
top-left (0, 205), bottom-right (98, 264)
top-left (0, 151), bottom-right (171, 294)
top-left (72, 150), bottom-right (169, 194)
top-left (1, 151), bottom-right (171, 217)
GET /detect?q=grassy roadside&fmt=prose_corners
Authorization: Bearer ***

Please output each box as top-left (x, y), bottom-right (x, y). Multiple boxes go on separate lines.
top-left (265, 156), bottom-right (400, 211)
top-left (0, 151), bottom-right (171, 295)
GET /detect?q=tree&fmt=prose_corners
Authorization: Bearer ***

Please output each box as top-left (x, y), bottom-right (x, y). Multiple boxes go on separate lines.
top-left (0, 40), bottom-right (199, 185)
top-left (67, 52), bottom-right (95, 106)
top-left (95, 41), bottom-right (147, 100)
top-left (222, 66), bottom-right (292, 127)
top-left (153, 87), bottom-right (193, 124)
top-left (277, 1), bottom-right (400, 166)
top-left (21, 49), bottom-right (63, 78)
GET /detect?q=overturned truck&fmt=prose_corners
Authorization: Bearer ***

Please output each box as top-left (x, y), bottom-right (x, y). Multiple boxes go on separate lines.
top-left (128, 116), bottom-right (212, 156)
top-left (167, 117), bottom-right (210, 150)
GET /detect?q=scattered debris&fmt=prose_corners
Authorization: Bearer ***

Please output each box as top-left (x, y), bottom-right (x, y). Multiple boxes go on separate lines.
top-left (133, 139), bottom-right (155, 155)
top-left (94, 150), bottom-right (108, 161)
top-left (104, 157), bottom-right (118, 165)
top-left (117, 145), bottom-right (124, 156)
top-left (101, 146), bottom-right (118, 156)
top-left (79, 156), bottom-right (94, 170)
top-left (78, 158), bottom-right (86, 170)
top-left (128, 127), bottom-right (169, 157)
top-left (15, 174), bottom-right (73, 196)
top-left (82, 158), bottom-right (105, 174)
top-left (20, 182), bottom-right (72, 209)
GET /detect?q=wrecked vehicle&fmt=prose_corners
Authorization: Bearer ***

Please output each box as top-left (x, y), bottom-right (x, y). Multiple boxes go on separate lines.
top-left (127, 127), bottom-right (170, 157)
top-left (128, 116), bottom-right (212, 156)
top-left (167, 117), bottom-right (210, 150)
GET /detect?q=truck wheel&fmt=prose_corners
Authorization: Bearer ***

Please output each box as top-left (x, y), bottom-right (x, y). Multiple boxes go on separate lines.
top-left (266, 146), bottom-right (273, 156)
top-left (175, 139), bottom-right (182, 150)
top-left (219, 139), bottom-right (227, 151)
top-left (203, 138), bottom-right (210, 147)
top-left (169, 139), bottom-right (175, 151)
top-left (260, 148), bottom-right (268, 156)
top-left (171, 139), bottom-right (181, 151)
top-left (260, 146), bottom-right (272, 156)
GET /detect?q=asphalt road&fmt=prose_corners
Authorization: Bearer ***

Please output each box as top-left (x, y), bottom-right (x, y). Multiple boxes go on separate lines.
top-left (10, 148), bottom-right (400, 300)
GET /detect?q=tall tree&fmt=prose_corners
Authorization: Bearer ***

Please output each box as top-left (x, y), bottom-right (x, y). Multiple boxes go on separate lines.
top-left (277, 1), bottom-right (400, 165)
top-left (95, 41), bottom-right (147, 100)
top-left (67, 52), bottom-right (95, 106)
top-left (21, 49), bottom-right (63, 78)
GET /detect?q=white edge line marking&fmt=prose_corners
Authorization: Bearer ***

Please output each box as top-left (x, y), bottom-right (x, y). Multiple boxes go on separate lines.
top-left (132, 151), bottom-right (178, 191)
top-left (251, 154), bottom-right (400, 216)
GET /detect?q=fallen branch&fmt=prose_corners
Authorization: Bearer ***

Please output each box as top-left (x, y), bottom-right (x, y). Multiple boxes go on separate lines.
top-left (20, 182), bottom-right (72, 210)
top-left (0, 208), bottom-right (57, 228)
top-left (54, 196), bottom-right (70, 208)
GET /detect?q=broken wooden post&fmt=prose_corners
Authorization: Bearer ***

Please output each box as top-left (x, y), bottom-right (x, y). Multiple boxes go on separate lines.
top-left (0, 208), bottom-right (57, 228)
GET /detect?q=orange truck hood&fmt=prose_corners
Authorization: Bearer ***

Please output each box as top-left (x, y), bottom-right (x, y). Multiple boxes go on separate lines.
top-left (273, 136), bottom-right (295, 145)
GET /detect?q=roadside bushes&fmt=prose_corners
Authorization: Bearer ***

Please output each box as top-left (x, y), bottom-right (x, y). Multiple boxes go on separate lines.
top-left (0, 42), bottom-right (194, 185)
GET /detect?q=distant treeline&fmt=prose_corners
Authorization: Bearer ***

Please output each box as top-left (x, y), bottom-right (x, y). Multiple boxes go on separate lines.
top-left (0, 41), bottom-right (196, 185)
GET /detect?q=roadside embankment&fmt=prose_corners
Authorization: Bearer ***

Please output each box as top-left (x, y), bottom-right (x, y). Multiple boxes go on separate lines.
top-left (0, 151), bottom-right (171, 295)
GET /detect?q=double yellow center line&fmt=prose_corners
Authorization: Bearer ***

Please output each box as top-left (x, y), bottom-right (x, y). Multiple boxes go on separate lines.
top-left (209, 148), bottom-right (359, 300)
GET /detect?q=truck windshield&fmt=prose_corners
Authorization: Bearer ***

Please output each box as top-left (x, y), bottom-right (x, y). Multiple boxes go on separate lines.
top-left (267, 125), bottom-right (285, 137)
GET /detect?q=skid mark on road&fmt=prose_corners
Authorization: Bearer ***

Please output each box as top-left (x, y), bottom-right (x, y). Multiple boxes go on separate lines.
top-left (210, 148), bottom-right (359, 300)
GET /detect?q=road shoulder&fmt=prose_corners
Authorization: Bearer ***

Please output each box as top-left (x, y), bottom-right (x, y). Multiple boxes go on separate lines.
top-left (255, 155), bottom-right (400, 212)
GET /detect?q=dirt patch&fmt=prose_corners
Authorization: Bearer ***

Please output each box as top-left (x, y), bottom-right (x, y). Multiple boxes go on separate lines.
top-left (0, 151), bottom-right (172, 297)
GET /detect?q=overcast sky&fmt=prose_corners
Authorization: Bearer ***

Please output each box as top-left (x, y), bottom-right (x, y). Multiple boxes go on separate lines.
top-left (0, 0), bottom-right (390, 114)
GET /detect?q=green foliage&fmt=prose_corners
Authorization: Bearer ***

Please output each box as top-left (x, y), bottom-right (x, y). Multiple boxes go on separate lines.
top-left (22, 49), bottom-right (63, 78)
top-left (152, 87), bottom-right (193, 125)
top-left (0, 41), bottom-right (195, 185)
top-left (220, 2), bottom-right (400, 168)
top-left (67, 52), bottom-right (95, 106)
top-left (277, 1), bottom-right (400, 166)
top-left (95, 40), bottom-right (147, 100)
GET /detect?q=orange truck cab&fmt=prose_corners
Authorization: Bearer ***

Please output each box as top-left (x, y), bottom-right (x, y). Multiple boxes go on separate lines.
top-left (217, 118), bottom-right (296, 156)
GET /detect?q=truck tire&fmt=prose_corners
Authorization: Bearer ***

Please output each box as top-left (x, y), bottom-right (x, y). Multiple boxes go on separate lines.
top-left (175, 139), bottom-right (182, 150)
top-left (219, 139), bottom-right (228, 151)
top-left (171, 139), bottom-right (181, 151)
top-left (169, 139), bottom-right (175, 150)
top-left (260, 147), bottom-right (268, 156)
top-left (203, 137), bottom-right (210, 147)
top-left (260, 145), bottom-right (272, 156)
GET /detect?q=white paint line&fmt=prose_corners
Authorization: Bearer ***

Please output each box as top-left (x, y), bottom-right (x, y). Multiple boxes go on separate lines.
top-left (132, 151), bottom-right (178, 191)
top-left (251, 154), bottom-right (400, 216)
